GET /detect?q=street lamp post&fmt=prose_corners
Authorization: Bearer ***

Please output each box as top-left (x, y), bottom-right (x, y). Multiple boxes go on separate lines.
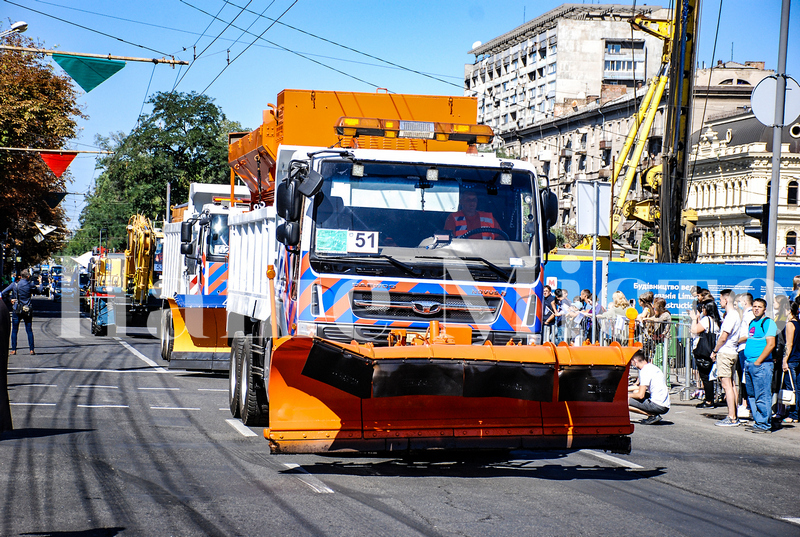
top-left (0, 21), bottom-right (28, 39)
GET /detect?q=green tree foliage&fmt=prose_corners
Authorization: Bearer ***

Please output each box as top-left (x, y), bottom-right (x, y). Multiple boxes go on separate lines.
top-left (0, 30), bottom-right (85, 269)
top-left (66, 91), bottom-right (243, 254)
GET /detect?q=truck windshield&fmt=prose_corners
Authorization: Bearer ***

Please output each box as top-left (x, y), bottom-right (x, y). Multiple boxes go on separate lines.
top-left (207, 214), bottom-right (229, 260)
top-left (310, 160), bottom-right (539, 283)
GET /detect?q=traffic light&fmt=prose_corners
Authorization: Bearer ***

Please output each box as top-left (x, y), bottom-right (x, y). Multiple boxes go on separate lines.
top-left (744, 203), bottom-right (769, 244)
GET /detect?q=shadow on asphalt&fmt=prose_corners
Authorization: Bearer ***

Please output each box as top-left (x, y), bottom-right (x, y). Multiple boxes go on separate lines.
top-left (21, 528), bottom-right (125, 537)
top-left (300, 450), bottom-right (664, 481)
top-left (1, 427), bottom-right (94, 440)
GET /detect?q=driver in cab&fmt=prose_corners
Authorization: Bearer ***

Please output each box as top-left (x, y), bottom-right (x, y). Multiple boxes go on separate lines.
top-left (444, 190), bottom-right (501, 240)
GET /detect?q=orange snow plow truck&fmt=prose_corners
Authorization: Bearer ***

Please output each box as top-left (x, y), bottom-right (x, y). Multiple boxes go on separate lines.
top-left (226, 89), bottom-right (637, 454)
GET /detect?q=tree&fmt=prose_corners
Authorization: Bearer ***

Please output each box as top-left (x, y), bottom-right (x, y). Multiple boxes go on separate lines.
top-left (0, 30), bottom-right (85, 270)
top-left (66, 91), bottom-right (244, 254)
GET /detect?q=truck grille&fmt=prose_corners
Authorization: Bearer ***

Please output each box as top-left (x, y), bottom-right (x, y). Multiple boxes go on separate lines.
top-left (351, 291), bottom-right (501, 323)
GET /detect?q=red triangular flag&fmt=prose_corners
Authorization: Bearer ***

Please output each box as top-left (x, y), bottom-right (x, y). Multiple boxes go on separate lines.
top-left (40, 151), bottom-right (78, 178)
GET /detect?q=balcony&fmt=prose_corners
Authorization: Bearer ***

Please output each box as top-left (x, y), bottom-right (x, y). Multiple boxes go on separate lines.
top-left (560, 148), bottom-right (573, 158)
top-left (599, 139), bottom-right (612, 150)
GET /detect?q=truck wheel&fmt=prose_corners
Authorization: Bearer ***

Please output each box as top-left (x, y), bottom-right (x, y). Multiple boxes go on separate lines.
top-left (229, 331), bottom-right (244, 418)
top-left (239, 336), bottom-right (269, 426)
top-left (160, 309), bottom-right (174, 361)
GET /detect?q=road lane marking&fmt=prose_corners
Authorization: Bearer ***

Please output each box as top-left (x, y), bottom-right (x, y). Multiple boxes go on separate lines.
top-left (78, 404), bottom-right (129, 408)
top-left (20, 384), bottom-right (57, 388)
top-left (115, 339), bottom-right (168, 372)
top-left (582, 449), bottom-right (644, 470)
top-left (10, 402), bottom-right (56, 406)
top-left (9, 367), bottom-right (168, 374)
top-left (282, 463), bottom-right (335, 494)
top-left (198, 389), bottom-right (227, 392)
top-left (138, 387), bottom-right (180, 391)
top-left (226, 419), bottom-right (258, 437)
top-left (782, 518), bottom-right (800, 526)
top-left (150, 406), bottom-right (200, 411)
top-left (74, 385), bottom-right (119, 389)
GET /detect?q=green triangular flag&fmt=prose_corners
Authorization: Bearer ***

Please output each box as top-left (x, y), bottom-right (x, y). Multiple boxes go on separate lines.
top-left (52, 54), bottom-right (126, 92)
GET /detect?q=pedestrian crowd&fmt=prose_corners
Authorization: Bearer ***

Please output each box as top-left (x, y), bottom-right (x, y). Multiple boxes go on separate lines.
top-left (625, 283), bottom-right (800, 433)
top-left (544, 281), bottom-right (800, 432)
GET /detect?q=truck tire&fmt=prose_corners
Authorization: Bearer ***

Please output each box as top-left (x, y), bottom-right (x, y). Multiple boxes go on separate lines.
top-left (239, 336), bottom-right (269, 426)
top-left (229, 331), bottom-right (245, 418)
top-left (160, 309), bottom-right (174, 361)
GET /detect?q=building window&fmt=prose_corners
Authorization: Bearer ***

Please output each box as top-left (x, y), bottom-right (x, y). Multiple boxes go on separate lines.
top-left (788, 231), bottom-right (797, 251)
top-left (547, 63), bottom-right (556, 75)
top-left (607, 43), bottom-right (621, 54)
top-left (789, 180), bottom-right (798, 205)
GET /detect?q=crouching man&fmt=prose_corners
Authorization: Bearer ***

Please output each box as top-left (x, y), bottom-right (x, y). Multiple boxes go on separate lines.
top-left (628, 349), bottom-right (671, 425)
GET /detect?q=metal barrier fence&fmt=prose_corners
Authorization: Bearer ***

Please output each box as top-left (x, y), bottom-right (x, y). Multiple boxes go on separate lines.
top-left (544, 315), bottom-right (701, 393)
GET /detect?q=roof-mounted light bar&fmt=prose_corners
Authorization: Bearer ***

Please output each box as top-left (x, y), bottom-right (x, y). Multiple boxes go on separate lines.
top-left (335, 117), bottom-right (494, 145)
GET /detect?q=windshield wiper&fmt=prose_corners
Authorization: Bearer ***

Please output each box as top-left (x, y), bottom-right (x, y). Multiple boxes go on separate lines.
top-left (316, 254), bottom-right (421, 277)
top-left (416, 255), bottom-right (512, 280)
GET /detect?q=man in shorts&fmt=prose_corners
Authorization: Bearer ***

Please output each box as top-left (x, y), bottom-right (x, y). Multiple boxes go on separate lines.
top-left (710, 289), bottom-right (742, 426)
top-left (628, 349), bottom-right (671, 424)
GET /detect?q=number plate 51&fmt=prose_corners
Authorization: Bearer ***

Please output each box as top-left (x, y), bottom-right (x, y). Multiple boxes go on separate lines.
top-left (347, 231), bottom-right (379, 253)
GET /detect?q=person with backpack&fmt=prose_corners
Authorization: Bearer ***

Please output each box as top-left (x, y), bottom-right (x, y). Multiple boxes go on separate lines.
top-left (690, 300), bottom-right (721, 408)
top-left (0, 269), bottom-right (40, 355)
top-left (738, 298), bottom-right (777, 433)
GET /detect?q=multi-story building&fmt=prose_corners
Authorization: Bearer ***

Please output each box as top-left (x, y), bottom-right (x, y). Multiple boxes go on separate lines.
top-left (464, 3), bottom-right (668, 140)
top-left (689, 113), bottom-right (800, 262)
top-left (464, 3), bottom-right (774, 251)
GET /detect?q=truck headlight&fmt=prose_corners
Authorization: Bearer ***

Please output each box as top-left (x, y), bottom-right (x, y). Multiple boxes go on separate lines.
top-left (296, 321), bottom-right (317, 337)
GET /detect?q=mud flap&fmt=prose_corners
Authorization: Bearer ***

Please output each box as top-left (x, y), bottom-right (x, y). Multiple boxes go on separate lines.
top-left (557, 365), bottom-right (626, 402)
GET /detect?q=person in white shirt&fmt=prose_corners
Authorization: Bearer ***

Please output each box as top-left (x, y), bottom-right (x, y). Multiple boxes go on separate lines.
top-left (628, 349), bottom-right (671, 425)
top-left (710, 289), bottom-right (742, 426)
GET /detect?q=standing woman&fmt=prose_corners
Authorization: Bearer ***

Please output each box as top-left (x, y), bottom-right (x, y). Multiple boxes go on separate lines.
top-left (691, 300), bottom-right (721, 408)
top-left (781, 301), bottom-right (800, 423)
top-left (0, 269), bottom-right (39, 355)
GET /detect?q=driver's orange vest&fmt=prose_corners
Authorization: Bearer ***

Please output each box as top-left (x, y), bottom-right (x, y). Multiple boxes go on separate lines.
top-left (452, 211), bottom-right (500, 240)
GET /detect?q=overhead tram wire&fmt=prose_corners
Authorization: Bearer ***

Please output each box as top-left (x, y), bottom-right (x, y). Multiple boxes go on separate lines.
top-left (193, 1), bottom-right (383, 93)
top-left (27, 0), bottom-right (458, 81)
top-left (173, 0), bottom-right (259, 91)
top-left (189, 0), bottom-right (466, 93)
top-left (200, 0), bottom-right (299, 94)
top-left (2, 0), bottom-right (171, 56)
top-left (689, 0), bottom-right (724, 182)
top-left (171, 0), bottom-right (231, 91)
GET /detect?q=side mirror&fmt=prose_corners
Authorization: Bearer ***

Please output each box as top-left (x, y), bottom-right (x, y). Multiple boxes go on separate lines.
top-left (180, 221), bottom-right (193, 243)
top-left (547, 231), bottom-right (557, 251)
top-left (276, 222), bottom-right (300, 246)
top-left (276, 180), bottom-right (302, 222)
top-left (541, 190), bottom-right (558, 229)
top-left (298, 168), bottom-right (324, 197)
top-left (180, 242), bottom-right (194, 255)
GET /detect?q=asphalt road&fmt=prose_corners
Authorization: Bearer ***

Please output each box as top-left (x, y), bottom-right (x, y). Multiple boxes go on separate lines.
top-left (1, 297), bottom-right (799, 536)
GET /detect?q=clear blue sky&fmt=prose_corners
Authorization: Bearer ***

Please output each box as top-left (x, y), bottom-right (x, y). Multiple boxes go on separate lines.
top-left (2, 0), bottom-right (798, 232)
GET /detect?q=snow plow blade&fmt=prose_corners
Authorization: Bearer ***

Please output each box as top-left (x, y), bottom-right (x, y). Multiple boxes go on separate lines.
top-left (265, 335), bottom-right (636, 455)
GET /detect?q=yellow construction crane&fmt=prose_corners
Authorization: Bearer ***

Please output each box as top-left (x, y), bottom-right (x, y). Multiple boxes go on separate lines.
top-left (603, 2), bottom-right (700, 262)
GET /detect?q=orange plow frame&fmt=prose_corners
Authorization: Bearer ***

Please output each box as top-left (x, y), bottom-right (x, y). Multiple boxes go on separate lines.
top-left (264, 332), bottom-right (637, 454)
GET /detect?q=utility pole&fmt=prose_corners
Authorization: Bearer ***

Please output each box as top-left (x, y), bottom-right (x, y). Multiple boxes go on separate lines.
top-left (766, 0), bottom-right (791, 318)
